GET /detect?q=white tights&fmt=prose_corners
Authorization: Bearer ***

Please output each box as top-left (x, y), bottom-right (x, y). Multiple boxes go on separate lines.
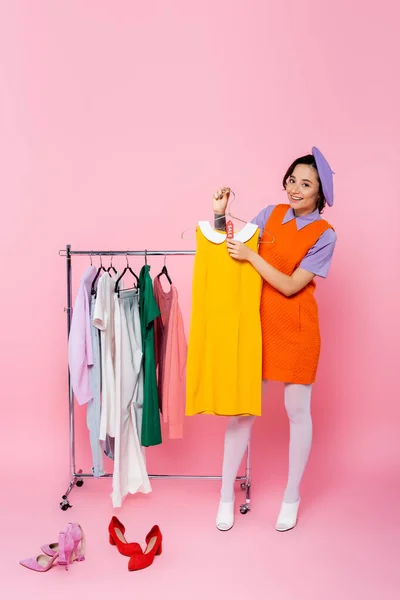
top-left (221, 382), bottom-right (312, 504)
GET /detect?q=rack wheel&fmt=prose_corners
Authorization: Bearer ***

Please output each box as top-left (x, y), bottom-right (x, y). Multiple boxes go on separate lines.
top-left (240, 482), bottom-right (247, 490)
top-left (76, 480), bottom-right (84, 488)
top-left (240, 504), bottom-right (250, 515)
top-left (60, 500), bottom-right (71, 511)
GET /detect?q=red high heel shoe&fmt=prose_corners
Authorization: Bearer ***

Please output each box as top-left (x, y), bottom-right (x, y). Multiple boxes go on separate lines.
top-left (128, 525), bottom-right (162, 571)
top-left (108, 517), bottom-right (142, 557)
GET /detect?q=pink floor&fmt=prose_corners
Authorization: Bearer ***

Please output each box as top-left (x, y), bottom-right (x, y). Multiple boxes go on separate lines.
top-left (2, 464), bottom-right (398, 599)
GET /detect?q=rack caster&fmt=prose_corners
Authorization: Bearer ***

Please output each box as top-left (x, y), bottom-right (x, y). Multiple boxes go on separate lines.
top-left (76, 479), bottom-right (84, 488)
top-left (60, 496), bottom-right (72, 511)
top-left (240, 478), bottom-right (251, 514)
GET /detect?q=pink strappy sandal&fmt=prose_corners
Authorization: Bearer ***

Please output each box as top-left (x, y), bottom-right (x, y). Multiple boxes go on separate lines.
top-left (20, 530), bottom-right (73, 572)
top-left (42, 522), bottom-right (86, 562)
top-left (20, 551), bottom-right (60, 572)
top-left (20, 523), bottom-right (86, 572)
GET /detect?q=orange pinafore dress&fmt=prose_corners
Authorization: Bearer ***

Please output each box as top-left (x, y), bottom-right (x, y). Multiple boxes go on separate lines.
top-left (259, 204), bottom-right (333, 384)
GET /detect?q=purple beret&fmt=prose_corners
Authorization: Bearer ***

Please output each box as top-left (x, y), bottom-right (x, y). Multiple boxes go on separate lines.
top-left (312, 146), bottom-right (335, 207)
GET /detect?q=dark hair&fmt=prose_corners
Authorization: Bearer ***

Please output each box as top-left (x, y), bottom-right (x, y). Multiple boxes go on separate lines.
top-left (282, 154), bottom-right (326, 213)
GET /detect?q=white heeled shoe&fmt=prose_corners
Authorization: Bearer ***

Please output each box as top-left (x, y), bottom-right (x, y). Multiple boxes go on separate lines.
top-left (275, 499), bottom-right (301, 532)
top-left (216, 500), bottom-right (235, 531)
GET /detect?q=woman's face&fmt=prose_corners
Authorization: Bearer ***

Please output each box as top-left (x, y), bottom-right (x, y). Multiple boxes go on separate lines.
top-left (285, 164), bottom-right (320, 216)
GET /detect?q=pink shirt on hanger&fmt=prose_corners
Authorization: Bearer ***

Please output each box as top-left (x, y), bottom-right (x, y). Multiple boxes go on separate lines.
top-left (68, 266), bottom-right (97, 405)
top-left (154, 277), bottom-right (187, 439)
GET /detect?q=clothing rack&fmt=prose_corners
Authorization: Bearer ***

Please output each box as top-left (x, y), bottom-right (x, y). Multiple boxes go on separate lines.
top-left (58, 244), bottom-right (251, 514)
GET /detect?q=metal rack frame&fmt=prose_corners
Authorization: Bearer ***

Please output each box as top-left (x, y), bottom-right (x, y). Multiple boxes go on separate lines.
top-left (59, 244), bottom-right (251, 513)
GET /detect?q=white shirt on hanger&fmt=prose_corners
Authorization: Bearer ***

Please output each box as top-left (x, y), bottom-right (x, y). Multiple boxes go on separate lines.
top-left (93, 272), bottom-right (118, 440)
top-left (112, 288), bottom-right (151, 507)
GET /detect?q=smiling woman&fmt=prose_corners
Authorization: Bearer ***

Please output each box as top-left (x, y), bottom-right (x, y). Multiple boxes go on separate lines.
top-left (282, 150), bottom-right (331, 215)
top-left (211, 147), bottom-right (337, 534)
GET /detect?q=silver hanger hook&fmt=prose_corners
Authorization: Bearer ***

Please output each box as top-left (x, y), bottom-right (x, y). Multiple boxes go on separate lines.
top-left (90, 252), bottom-right (93, 266)
top-left (225, 189), bottom-right (247, 225)
top-left (164, 252), bottom-right (167, 268)
top-left (217, 187), bottom-right (241, 220)
top-left (126, 252), bottom-right (130, 268)
top-left (100, 253), bottom-right (103, 268)
top-left (217, 187), bottom-right (236, 205)
top-left (145, 249), bottom-right (148, 265)
top-left (110, 254), bottom-right (114, 269)
top-left (224, 189), bottom-right (236, 215)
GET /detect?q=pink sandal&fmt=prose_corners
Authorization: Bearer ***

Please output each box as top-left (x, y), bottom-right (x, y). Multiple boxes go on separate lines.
top-left (57, 530), bottom-right (74, 570)
top-left (42, 523), bottom-right (85, 562)
top-left (20, 530), bottom-right (71, 572)
top-left (21, 524), bottom-right (86, 572)
top-left (20, 551), bottom-right (60, 572)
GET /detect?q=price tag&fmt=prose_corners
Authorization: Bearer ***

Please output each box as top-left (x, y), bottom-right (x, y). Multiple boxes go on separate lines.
top-left (226, 220), bottom-right (234, 239)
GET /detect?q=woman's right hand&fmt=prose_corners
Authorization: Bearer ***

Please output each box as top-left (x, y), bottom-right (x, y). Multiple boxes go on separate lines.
top-left (212, 187), bottom-right (230, 215)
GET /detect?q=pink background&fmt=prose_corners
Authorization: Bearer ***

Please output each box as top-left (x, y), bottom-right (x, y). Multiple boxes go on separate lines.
top-left (0, 1), bottom-right (399, 597)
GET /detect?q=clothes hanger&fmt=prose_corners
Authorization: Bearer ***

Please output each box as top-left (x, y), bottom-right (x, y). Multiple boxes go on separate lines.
top-left (114, 253), bottom-right (139, 296)
top-left (180, 188), bottom-right (275, 244)
top-left (180, 189), bottom-right (248, 239)
top-left (91, 253), bottom-right (107, 296)
top-left (107, 255), bottom-right (118, 275)
top-left (157, 253), bottom-right (172, 285)
top-left (211, 189), bottom-right (275, 244)
top-left (223, 189), bottom-right (248, 225)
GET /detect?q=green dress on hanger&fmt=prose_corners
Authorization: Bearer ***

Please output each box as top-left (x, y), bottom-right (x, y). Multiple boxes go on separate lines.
top-left (138, 264), bottom-right (162, 447)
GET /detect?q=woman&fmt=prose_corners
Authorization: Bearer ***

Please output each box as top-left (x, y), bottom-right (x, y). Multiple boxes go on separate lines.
top-left (213, 147), bottom-right (337, 532)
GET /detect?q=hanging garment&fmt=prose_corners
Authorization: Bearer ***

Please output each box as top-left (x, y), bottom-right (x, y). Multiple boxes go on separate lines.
top-left (258, 204), bottom-right (334, 384)
top-left (112, 288), bottom-right (151, 507)
top-left (154, 277), bottom-right (187, 439)
top-left (138, 265), bottom-right (162, 447)
top-left (68, 266), bottom-right (104, 477)
top-left (93, 272), bottom-right (118, 439)
top-left (104, 434), bottom-right (115, 460)
top-left (133, 365), bottom-right (144, 443)
top-left (68, 266), bottom-right (97, 405)
top-left (87, 295), bottom-right (105, 477)
top-left (186, 222), bottom-right (262, 416)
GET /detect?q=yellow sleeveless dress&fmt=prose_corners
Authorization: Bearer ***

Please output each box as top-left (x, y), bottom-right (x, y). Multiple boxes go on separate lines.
top-left (185, 221), bottom-right (262, 416)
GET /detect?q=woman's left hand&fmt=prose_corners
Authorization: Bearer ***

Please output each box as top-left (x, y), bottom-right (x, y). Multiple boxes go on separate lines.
top-left (226, 240), bottom-right (253, 261)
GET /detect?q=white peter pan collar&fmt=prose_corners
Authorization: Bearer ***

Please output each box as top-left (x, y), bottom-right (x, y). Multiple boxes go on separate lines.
top-left (198, 221), bottom-right (258, 244)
